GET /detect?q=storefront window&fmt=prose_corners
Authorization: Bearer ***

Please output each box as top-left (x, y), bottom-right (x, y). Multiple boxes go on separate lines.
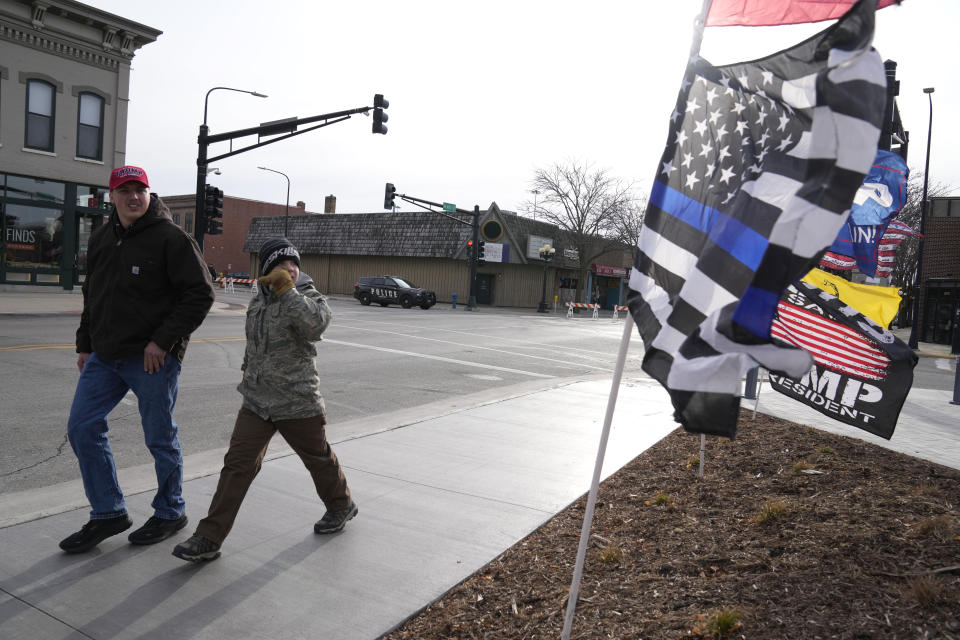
top-left (3, 174), bottom-right (65, 204)
top-left (3, 202), bottom-right (64, 268)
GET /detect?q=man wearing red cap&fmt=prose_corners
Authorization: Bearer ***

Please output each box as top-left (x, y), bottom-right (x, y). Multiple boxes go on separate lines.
top-left (59, 166), bottom-right (215, 554)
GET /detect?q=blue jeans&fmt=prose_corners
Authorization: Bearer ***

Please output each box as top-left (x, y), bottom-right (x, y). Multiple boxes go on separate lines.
top-left (67, 352), bottom-right (184, 520)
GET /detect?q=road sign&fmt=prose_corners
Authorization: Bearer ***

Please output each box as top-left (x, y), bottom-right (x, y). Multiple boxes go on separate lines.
top-left (442, 202), bottom-right (456, 212)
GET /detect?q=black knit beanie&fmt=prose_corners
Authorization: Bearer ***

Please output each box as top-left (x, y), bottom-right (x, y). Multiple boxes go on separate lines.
top-left (259, 237), bottom-right (301, 275)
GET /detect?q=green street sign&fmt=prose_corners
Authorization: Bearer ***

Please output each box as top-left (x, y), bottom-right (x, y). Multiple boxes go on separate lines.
top-left (442, 202), bottom-right (456, 212)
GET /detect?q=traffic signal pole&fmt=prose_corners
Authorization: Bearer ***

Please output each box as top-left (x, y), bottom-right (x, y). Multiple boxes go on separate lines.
top-left (195, 124), bottom-right (209, 249)
top-left (195, 96), bottom-right (387, 251)
top-left (386, 190), bottom-right (481, 310)
top-left (468, 205), bottom-right (480, 310)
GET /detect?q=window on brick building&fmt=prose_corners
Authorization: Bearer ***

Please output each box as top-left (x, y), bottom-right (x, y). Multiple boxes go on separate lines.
top-left (930, 198), bottom-right (959, 218)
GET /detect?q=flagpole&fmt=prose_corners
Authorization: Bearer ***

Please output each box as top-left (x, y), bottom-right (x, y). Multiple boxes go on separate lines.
top-left (688, 0), bottom-right (714, 62)
top-left (560, 315), bottom-right (633, 640)
top-left (560, 5), bottom-right (714, 634)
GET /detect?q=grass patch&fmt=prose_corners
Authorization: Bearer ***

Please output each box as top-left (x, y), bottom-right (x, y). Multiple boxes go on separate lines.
top-left (597, 546), bottom-right (621, 564)
top-left (693, 607), bottom-right (744, 637)
top-left (906, 575), bottom-right (948, 607)
top-left (752, 500), bottom-right (787, 524)
top-left (792, 461), bottom-right (812, 473)
top-left (914, 514), bottom-right (954, 540)
top-left (653, 493), bottom-right (673, 506)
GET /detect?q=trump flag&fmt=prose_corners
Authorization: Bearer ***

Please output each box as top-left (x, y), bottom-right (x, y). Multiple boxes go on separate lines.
top-left (768, 281), bottom-right (917, 439)
top-left (626, 0), bottom-right (887, 438)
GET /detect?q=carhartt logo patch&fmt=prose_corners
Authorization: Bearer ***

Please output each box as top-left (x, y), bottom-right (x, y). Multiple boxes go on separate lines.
top-left (132, 266), bottom-right (140, 275)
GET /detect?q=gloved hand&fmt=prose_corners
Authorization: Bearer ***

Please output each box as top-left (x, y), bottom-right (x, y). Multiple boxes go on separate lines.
top-left (259, 268), bottom-right (294, 296)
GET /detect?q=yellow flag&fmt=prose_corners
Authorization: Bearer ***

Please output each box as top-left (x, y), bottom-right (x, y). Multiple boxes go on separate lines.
top-left (801, 268), bottom-right (901, 328)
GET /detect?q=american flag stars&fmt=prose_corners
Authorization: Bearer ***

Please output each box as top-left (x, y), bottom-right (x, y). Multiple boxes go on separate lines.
top-left (661, 63), bottom-right (807, 211)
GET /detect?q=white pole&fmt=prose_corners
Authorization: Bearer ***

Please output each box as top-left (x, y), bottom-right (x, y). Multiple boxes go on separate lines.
top-left (560, 317), bottom-right (633, 640)
top-left (698, 433), bottom-right (706, 479)
top-left (752, 368), bottom-right (764, 419)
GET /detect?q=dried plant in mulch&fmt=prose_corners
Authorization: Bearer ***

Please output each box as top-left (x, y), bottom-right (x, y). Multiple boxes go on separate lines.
top-left (382, 411), bottom-right (960, 639)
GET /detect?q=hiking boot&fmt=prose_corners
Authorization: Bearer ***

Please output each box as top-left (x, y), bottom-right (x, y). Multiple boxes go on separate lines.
top-left (314, 500), bottom-right (358, 534)
top-left (128, 515), bottom-right (188, 545)
top-left (59, 514), bottom-right (133, 554)
top-left (172, 534), bottom-right (221, 562)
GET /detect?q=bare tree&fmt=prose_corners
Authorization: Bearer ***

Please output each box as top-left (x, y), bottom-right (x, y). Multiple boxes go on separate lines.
top-left (608, 195), bottom-right (648, 249)
top-left (526, 161), bottom-right (634, 302)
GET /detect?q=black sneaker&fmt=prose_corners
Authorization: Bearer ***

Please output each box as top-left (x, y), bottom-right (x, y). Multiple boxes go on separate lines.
top-left (128, 515), bottom-right (188, 545)
top-left (59, 515), bottom-right (133, 554)
top-left (314, 500), bottom-right (358, 534)
top-left (172, 534), bottom-right (221, 562)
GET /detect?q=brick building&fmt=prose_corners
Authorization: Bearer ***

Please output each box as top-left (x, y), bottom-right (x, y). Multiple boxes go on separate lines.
top-left (919, 196), bottom-right (960, 345)
top-left (163, 194), bottom-right (314, 277)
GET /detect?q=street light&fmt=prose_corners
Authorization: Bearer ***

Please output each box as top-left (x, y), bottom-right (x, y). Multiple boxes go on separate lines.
top-left (258, 166), bottom-right (291, 236)
top-left (196, 86), bottom-right (267, 249)
top-left (206, 167), bottom-right (221, 175)
top-left (908, 87), bottom-right (934, 350)
top-left (203, 86), bottom-right (267, 127)
top-left (537, 243), bottom-right (556, 313)
top-left (530, 189), bottom-right (541, 221)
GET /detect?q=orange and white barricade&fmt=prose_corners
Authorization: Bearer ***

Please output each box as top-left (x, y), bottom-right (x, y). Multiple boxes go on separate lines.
top-left (215, 276), bottom-right (255, 292)
top-left (611, 305), bottom-right (628, 321)
top-left (565, 302), bottom-right (600, 319)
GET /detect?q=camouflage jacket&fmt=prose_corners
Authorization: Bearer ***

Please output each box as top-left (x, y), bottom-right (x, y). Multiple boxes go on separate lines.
top-left (238, 276), bottom-right (332, 421)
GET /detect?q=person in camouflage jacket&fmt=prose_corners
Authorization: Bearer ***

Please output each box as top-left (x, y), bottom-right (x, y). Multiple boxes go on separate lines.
top-left (173, 238), bottom-right (356, 562)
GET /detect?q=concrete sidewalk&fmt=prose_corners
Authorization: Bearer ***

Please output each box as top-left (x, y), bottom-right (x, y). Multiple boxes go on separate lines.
top-left (0, 376), bottom-right (680, 640)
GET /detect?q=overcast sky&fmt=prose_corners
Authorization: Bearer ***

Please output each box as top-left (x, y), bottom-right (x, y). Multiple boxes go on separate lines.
top-left (85, 0), bottom-right (958, 216)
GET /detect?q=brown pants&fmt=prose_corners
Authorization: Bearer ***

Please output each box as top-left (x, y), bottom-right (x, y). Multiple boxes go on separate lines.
top-left (195, 407), bottom-right (351, 544)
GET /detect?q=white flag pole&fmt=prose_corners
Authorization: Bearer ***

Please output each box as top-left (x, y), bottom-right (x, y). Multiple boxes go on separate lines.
top-left (560, 317), bottom-right (632, 640)
top-left (752, 368), bottom-right (764, 419)
top-left (561, 1), bottom-right (713, 636)
top-left (698, 433), bottom-right (706, 479)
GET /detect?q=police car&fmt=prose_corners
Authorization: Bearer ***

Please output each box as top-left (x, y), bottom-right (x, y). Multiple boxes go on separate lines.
top-left (353, 276), bottom-right (437, 309)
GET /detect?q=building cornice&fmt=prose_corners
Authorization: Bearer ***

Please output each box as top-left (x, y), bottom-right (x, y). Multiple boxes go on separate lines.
top-left (0, 0), bottom-right (161, 70)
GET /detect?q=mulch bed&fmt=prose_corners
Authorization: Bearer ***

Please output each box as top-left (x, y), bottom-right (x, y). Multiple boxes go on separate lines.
top-left (383, 410), bottom-right (960, 639)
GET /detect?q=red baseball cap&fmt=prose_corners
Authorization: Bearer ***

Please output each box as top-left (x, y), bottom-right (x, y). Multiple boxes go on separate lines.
top-left (109, 165), bottom-right (150, 191)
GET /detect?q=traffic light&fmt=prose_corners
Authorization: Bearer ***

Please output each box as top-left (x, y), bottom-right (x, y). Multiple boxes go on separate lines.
top-left (204, 185), bottom-right (224, 235)
top-left (466, 239), bottom-right (474, 261)
top-left (372, 94), bottom-right (389, 134)
top-left (384, 182), bottom-right (396, 210)
top-left (477, 240), bottom-right (486, 266)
